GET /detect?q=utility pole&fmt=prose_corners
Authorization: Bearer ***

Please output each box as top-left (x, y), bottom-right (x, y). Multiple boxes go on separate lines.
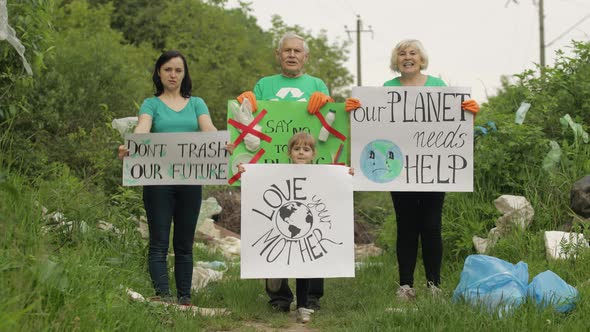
top-left (508, 0), bottom-right (590, 70)
top-left (506, 0), bottom-right (546, 68)
top-left (538, 0), bottom-right (545, 68)
top-left (345, 15), bottom-right (373, 86)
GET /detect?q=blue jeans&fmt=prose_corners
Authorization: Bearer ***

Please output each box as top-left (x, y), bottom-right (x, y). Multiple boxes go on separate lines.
top-left (143, 185), bottom-right (202, 298)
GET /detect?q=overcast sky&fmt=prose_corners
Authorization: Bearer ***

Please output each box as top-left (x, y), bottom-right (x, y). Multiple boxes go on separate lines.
top-left (227, 0), bottom-right (590, 103)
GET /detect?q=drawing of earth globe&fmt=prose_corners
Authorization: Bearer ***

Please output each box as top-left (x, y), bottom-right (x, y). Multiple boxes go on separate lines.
top-left (360, 139), bottom-right (403, 183)
top-left (276, 201), bottom-right (314, 239)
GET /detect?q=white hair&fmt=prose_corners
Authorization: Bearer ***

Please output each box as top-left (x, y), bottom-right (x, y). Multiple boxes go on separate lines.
top-left (390, 39), bottom-right (429, 72)
top-left (277, 31), bottom-right (309, 54)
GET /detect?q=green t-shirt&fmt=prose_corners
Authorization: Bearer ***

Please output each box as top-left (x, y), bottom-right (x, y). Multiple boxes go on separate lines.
top-left (138, 96), bottom-right (209, 133)
top-left (253, 74), bottom-right (330, 101)
top-left (383, 75), bottom-right (446, 87)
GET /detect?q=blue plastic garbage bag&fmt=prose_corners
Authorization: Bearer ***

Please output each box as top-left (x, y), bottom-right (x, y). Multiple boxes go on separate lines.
top-left (485, 121), bottom-right (497, 132)
top-left (453, 255), bottom-right (529, 315)
top-left (527, 270), bottom-right (578, 313)
top-left (474, 122), bottom-right (498, 138)
top-left (474, 126), bottom-right (488, 136)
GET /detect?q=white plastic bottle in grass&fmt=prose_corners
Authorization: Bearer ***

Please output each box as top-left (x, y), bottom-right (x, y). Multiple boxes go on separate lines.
top-left (318, 109), bottom-right (336, 142)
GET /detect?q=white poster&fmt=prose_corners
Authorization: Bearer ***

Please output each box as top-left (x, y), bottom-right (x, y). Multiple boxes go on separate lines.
top-left (122, 131), bottom-right (230, 186)
top-left (351, 86), bottom-right (474, 192)
top-left (240, 164), bottom-right (354, 278)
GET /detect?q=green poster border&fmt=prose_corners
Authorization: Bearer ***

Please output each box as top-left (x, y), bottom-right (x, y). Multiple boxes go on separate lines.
top-left (227, 100), bottom-right (350, 185)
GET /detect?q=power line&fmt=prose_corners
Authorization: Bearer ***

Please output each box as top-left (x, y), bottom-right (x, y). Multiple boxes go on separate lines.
top-left (508, 0), bottom-right (590, 69)
top-left (546, 13), bottom-right (590, 47)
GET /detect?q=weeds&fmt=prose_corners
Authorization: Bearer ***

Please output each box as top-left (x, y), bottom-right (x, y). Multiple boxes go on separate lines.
top-left (1, 17), bottom-right (589, 332)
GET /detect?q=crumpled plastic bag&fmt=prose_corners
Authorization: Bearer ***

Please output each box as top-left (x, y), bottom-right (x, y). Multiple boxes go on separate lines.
top-left (514, 102), bottom-right (531, 125)
top-left (527, 270), bottom-right (578, 313)
top-left (191, 264), bottom-right (224, 291)
top-left (230, 98), bottom-right (260, 152)
top-left (111, 117), bottom-right (138, 139)
top-left (452, 255), bottom-right (528, 316)
top-left (213, 236), bottom-right (241, 259)
top-left (560, 114), bottom-right (589, 144)
top-left (542, 140), bottom-right (562, 172)
top-left (0, 0), bottom-right (32, 75)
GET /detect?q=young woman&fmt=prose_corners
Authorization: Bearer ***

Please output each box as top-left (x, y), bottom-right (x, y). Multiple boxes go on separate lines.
top-left (118, 50), bottom-right (217, 305)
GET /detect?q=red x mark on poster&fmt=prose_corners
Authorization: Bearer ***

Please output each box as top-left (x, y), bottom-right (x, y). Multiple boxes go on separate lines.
top-left (227, 148), bottom-right (266, 185)
top-left (332, 143), bottom-right (345, 165)
top-left (314, 111), bottom-right (346, 141)
top-left (227, 109), bottom-right (272, 146)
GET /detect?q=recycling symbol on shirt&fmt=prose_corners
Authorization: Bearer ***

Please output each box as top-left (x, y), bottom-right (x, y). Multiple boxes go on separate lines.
top-left (271, 87), bottom-right (307, 102)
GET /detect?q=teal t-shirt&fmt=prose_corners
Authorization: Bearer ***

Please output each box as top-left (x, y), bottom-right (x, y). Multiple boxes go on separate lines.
top-left (138, 96), bottom-right (209, 133)
top-left (383, 75), bottom-right (446, 87)
top-left (253, 74), bottom-right (329, 101)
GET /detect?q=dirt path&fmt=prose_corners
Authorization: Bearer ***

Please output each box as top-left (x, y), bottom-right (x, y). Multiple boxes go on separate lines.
top-left (241, 314), bottom-right (319, 332)
top-left (238, 308), bottom-right (319, 332)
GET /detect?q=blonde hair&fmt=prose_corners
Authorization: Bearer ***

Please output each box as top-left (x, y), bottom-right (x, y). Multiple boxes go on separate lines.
top-left (287, 132), bottom-right (316, 156)
top-left (389, 39), bottom-right (429, 73)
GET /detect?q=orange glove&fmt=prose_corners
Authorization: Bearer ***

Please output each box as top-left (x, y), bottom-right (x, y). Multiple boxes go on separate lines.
top-left (307, 92), bottom-right (334, 114)
top-left (345, 98), bottom-right (361, 112)
top-left (461, 99), bottom-right (480, 115)
top-left (237, 91), bottom-right (258, 113)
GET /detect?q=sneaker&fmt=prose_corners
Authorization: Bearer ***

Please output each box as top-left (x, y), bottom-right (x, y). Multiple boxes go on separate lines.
top-left (161, 294), bottom-right (175, 303)
top-left (396, 285), bottom-right (416, 301)
top-left (149, 294), bottom-right (174, 304)
top-left (266, 278), bottom-right (282, 292)
top-left (296, 307), bottom-right (314, 324)
top-left (427, 281), bottom-right (442, 297)
top-left (178, 296), bottom-right (192, 306)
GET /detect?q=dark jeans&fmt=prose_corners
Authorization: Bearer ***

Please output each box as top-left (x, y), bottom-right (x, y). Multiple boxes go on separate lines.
top-left (390, 191), bottom-right (445, 287)
top-left (143, 185), bottom-right (202, 299)
top-left (267, 278), bottom-right (323, 309)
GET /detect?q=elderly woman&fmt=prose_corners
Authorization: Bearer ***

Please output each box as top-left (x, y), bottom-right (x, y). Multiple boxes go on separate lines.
top-left (384, 39), bottom-right (479, 301)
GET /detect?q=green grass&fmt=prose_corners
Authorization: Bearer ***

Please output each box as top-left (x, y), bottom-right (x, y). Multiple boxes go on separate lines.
top-left (2, 150), bottom-right (589, 331)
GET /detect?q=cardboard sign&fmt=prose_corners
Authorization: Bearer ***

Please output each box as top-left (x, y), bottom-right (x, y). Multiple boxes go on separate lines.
top-left (226, 100), bottom-right (349, 185)
top-left (240, 164), bottom-right (354, 278)
top-left (122, 131), bottom-right (230, 186)
top-left (351, 86), bottom-right (473, 192)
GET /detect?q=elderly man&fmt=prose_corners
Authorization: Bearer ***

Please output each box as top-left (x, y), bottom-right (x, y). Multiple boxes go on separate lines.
top-left (235, 31), bottom-right (358, 322)
top-left (237, 31), bottom-right (358, 114)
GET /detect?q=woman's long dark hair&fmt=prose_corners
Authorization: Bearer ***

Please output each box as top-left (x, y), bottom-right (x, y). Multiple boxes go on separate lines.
top-left (152, 50), bottom-right (192, 98)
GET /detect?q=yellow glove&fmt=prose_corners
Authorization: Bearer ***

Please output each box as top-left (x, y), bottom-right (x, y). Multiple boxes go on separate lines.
top-left (461, 99), bottom-right (480, 115)
top-left (307, 92), bottom-right (334, 114)
top-left (345, 98), bottom-right (361, 112)
top-left (237, 91), bottom-right (258, 113)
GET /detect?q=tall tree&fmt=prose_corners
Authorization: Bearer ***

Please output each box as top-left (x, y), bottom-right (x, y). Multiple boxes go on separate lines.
top-left (103, 0), bottom-right (354, 125)
top-left (0, 0), bottom-right (54, 122)
top-left (157, 0), bottom-right (276, 126)
top-left (107, 0), bottom-right (168, 50)
top-left (9, 0), bottom-right (155, 189)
